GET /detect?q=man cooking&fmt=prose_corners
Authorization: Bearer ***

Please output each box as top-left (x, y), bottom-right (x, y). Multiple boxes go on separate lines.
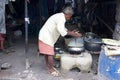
top-left (38, 6), bottom-right (82, 76)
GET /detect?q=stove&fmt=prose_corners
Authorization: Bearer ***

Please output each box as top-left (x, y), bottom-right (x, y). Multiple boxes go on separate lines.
top-left (87, 50), bottom-right (100, 54)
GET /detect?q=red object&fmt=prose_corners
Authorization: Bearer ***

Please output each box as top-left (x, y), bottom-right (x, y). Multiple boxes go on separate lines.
top-left (38, 40), bottom-right (54, 55)
top-left (0, 34), bottom-right (6, 41)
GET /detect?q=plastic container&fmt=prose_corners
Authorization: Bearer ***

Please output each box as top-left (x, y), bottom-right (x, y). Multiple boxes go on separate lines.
top-left (98, 49), bottom-right (120, 80)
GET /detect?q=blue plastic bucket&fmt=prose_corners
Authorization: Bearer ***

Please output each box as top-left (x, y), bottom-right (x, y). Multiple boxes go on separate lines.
top-left (98, 50), bottom-right (120, 80)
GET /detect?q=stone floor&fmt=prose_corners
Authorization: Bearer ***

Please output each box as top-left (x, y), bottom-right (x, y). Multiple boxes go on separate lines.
top-left (0, 36), bottom-right (99, 80)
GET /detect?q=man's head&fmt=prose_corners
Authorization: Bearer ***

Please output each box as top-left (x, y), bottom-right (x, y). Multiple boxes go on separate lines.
top-left (62, 6), bottom-right (74, 20)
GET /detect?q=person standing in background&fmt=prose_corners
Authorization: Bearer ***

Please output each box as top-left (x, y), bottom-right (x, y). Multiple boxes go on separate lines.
top-left (0, 0), bottom-right (8, 52)
top-left (113, 0), bottom-right (120, 40)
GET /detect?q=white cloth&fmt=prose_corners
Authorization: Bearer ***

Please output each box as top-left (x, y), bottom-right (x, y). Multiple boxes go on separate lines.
top-left (9, 0), bottom-right (16, 2)
top-left (0, 0), bottom-right (8, 4)
top-left (39, 13), bottom-right (68, 47)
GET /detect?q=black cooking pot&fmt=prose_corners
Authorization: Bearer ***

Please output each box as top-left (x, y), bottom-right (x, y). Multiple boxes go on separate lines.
top-left (84, 38), bottom-right (102, 51)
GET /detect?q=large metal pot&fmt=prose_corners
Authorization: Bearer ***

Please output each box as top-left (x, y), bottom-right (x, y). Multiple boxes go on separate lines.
top-left (84, 38), bottom-right (102, 51)
top-left (67, 46), bottom-right (85, 54)
top-left (67, 37), bottom-right (85, 54)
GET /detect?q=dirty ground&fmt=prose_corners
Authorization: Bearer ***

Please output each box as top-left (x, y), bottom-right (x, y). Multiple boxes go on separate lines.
top-left (0, 36), bottom-right (99, 80)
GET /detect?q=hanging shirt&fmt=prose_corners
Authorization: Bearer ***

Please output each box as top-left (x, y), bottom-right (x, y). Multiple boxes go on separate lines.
top-left (0, 0), bottom-right (8, 34)
top-left (39, 13), bottom-right (68, 47)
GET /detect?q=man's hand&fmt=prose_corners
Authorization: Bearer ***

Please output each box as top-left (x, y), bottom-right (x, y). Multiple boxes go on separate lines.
top-left (74, 31), bottom-right (82, 37)
top-left (67, 30), bottom-right (82, 38)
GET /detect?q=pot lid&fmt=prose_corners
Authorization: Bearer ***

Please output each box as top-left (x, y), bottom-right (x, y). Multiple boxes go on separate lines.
top-left (84, 38), bottom-right (102, 44)
top-left (85, 32), bottom-right (98, 38)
